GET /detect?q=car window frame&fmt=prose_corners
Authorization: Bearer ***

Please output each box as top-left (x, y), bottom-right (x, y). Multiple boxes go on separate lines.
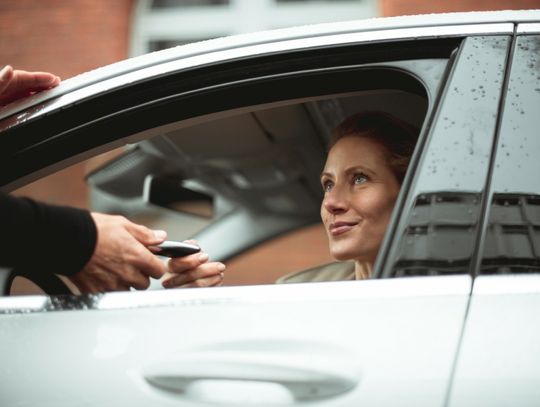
top-left (475, 29), bottom-right (540, 276)
top-left (0, 30), bottom-right (511, 308)
top-left (378, 34), bottom-right (513, 280)
top-left (0, 35), bottom-right (473, 191)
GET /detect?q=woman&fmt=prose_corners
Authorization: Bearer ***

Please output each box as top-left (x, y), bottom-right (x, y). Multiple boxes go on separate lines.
top-left (277, 111), bottom-right (418, 283)
top-left (164, 111), bottom-right (417, 287)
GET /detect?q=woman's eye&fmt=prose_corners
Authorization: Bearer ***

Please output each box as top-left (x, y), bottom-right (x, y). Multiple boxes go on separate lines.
top-left (322, 180), bottom-right (333, 192)
top-left (353, 173), bottom-right (368, 185)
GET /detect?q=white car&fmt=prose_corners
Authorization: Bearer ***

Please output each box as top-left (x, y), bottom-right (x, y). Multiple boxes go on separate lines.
top-left (1, 10), bottom-right (540, 406)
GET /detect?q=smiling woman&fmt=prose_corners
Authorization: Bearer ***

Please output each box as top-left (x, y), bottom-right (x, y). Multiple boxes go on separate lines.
top-left (279, 111), bottom-right (418, 283)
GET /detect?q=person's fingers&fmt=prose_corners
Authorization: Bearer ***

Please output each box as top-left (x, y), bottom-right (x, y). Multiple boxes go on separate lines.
top-left (177, 274), bottom-right (223, 289)
top-left (0, 68), bottom-right (60, 107)
top-left (129, 272), bottom-right (151, 290)
top-left (69, 265), bottom-right (132, 294)
top-left (124, 219), bottom-right (167, 246)
top-left (89, 213), bottom-right (168, 286)
top-left (111, 257), bottom-right (153, 290)
top-left (127, 244), bottom-right (167, 280)
top-left (168, 252), bottom-right (209, 274)
top-left (0, 65), bottom-right (14, 94)
top-left (163, 261), bottom-right (225, 288)
top-left (12, 69), bottom-right (60, 91)
top-left (163, 262), bottom-right (223, 287)
top-left (111, 284), bottom-right (131, 292)
top-left (88, 280), bottom-right (131, 293)
top-left (30, 72), bottom-right (61, 89)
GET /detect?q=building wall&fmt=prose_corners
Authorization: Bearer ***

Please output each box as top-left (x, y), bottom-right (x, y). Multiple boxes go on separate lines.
top-left (0, 0), bottom-right (133, 78)
top-left (130, 0), bottom-right (378, 55)
top-left (380, 0), bottom-right (540, 16)
top-left (0, 0), bottom-right (134, 208)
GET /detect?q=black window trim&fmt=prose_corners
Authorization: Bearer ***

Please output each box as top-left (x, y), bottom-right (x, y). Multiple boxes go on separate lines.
top-left (0, 37), bottom-right (461, 190)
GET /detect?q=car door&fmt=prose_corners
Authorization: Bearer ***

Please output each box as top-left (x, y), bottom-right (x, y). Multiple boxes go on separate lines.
top-left (0, 22), bottom-right (510, 406)
top-left (449, 25), bottom-right (540, 406)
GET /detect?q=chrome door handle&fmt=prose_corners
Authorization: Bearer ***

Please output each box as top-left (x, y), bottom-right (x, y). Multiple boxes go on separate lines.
top-left (142, 340), bottom-right (360, 404)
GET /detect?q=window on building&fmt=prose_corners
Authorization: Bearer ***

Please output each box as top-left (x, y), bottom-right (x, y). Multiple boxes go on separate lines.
top-left (151, 0), bottom-right (229, 7)
top-left (131, 0), bottom-right (376, 55)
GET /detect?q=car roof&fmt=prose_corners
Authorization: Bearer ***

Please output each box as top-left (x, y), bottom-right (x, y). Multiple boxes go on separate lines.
top-left (0, 9), bottom-right (538, 123)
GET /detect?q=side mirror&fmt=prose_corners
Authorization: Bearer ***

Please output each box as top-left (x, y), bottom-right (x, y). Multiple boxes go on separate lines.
top-left (0, 267), bottom-right (72, 296)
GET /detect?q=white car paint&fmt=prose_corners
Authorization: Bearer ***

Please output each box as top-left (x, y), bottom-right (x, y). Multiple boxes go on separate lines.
top-left (0, 276), bottom-right (470, 406)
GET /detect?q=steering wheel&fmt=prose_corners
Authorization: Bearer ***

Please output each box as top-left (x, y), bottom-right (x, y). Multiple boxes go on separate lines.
top-left (1, 267), bottom-right (72, 296)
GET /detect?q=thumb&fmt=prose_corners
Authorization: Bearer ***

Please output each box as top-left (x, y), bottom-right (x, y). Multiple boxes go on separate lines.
top-left (17, 70), bottom-right (60, 91)
top-left (0, 65), bottom-right (14, 94)
top-left (125, 222), bottom-right (167, 246)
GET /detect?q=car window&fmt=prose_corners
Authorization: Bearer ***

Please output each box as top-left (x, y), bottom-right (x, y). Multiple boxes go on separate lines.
top-left (479, 34), bottom-right (540, 274)
top-left (379, 36), bottom-right (510, 278)
top-left (4, 39), bottom-right (463, 295)
top-left (11, 87), bottom-right (429, 292)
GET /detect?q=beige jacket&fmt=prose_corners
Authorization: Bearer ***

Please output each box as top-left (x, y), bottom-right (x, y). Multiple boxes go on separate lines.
top-left (276, 261), bottom-right (356, 284)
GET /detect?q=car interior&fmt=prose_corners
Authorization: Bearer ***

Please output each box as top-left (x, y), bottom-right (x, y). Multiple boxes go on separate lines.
top-left (8, 69), bottom-right (431, 295)
top-left (100, 90), bottom-right (425, 285)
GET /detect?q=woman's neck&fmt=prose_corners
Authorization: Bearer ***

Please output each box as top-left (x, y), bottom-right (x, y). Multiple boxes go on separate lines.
top-left (354, 261), bottom-right (372, 280)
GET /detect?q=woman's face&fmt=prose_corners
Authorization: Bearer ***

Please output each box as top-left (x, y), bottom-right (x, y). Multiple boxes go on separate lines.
top-left (320, 135), bottom-right (400, 264)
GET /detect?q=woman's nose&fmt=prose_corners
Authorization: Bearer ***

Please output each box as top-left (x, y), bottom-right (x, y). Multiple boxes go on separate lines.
top-left (323, 186), bottom-right (348, 214)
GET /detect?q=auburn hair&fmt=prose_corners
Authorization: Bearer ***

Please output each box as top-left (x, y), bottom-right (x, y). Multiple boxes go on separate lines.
top-left (329, 111), bottom-right (419, 183)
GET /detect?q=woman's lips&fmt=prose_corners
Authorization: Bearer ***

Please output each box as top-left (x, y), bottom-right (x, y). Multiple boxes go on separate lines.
top-left (329, 221), bottom-right (358, 236)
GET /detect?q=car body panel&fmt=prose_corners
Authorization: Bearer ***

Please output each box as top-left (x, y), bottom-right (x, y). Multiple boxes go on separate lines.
top-left (517, 22), bottom-right (540, 33)
top-left (449, 29), bottom-right (540, 405)
top-left (0, 276), bottom-right (471, 406)
top-left (449, 276), bottom-right (540, 406)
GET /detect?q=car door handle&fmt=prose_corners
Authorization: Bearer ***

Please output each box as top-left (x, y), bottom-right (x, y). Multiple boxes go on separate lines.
top-left (141, 340), bottom-right (360, 404)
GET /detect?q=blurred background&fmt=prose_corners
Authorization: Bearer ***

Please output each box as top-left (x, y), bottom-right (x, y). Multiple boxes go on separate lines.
top-left (2, 0), bottom-right (539, 208)
top-left (2, 0), bottom-right (539, 285)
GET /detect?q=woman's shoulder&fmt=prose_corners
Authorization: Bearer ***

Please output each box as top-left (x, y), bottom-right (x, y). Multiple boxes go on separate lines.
top-left (276, 261), bottom-right (355, 284)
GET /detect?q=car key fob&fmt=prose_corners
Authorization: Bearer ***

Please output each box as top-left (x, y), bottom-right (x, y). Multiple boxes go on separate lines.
top-left (150, 241), bottom-right (201, 257)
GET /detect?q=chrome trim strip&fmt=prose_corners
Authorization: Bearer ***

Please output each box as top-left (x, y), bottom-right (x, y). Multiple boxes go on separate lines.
top-left (517, 23), bottom-right (540, 34)
top-left (98, 275), bottom-right (471, 310)
top-left (0, 23), bottom-right (513, 130)
top-left (0, 275), bottom-right (471, 314)
top-left (473, 275), bottom-right (540, 295)
top-left (0, 295), bottom-right (48, 313)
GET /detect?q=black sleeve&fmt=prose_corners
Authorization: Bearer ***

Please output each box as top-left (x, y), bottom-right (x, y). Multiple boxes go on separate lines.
top-left (0, 192), bottom-right (97, 276)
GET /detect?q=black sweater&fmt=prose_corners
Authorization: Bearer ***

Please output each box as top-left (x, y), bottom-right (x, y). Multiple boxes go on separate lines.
top-left (0, 192), bottom-right (97, 276)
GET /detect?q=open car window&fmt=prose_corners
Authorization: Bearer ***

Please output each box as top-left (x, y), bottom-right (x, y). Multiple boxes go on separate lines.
top-left (8, 58), bottom-right (443, 295)
top-left (2, 30), bottom-right (495, 298)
